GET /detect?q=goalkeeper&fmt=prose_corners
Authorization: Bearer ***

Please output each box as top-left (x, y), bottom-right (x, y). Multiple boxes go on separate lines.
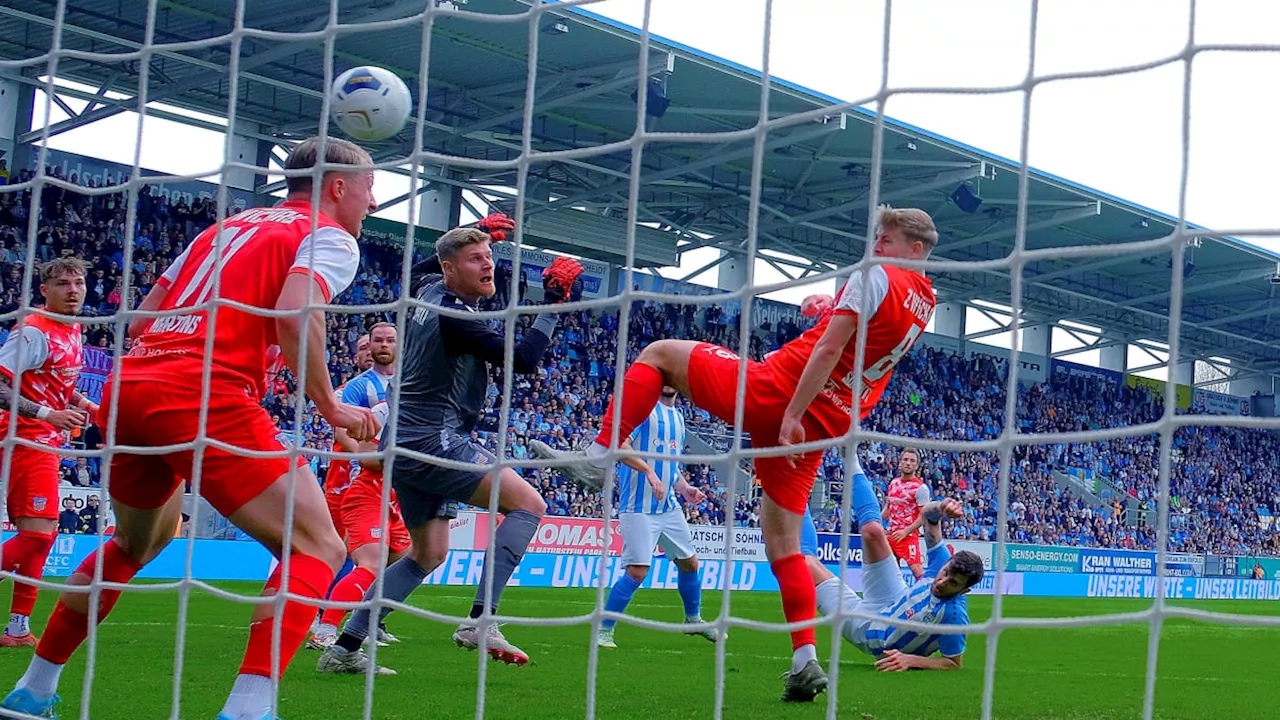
top-left (317, 214), bottom-right (587, 675)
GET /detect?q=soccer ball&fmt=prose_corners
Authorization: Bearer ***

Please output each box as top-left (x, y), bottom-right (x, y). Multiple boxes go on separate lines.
top-left (330, 66), bottom-right (412, 143)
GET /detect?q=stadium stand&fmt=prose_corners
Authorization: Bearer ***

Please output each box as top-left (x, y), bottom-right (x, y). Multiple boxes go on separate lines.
top-left (3, 166), bottom-right (1278, 558)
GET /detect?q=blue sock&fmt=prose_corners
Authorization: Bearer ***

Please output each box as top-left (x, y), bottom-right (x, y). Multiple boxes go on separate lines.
top-left (327, 556), bottom-right (354, 594)
top-left (677, 569), bottom-right (702, 617)
top-left (852, 471), bottom-right (884, 531)
top-left (800, 505), bottom-right (819, 556)
top-left (602, 573), bottom-right (643, 630)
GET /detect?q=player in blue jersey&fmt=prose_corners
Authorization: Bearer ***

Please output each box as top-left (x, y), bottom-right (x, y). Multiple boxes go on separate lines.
top-left (805, 457), bottom-right (983, 671)
top-left (309, 321), bottom-right (399, 649)
top-left (596, 387), bottom-right (720, 649)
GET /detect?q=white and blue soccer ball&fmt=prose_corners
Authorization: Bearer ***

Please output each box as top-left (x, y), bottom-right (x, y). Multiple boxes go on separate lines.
top-left (330, 66), bottom-right (412, 143)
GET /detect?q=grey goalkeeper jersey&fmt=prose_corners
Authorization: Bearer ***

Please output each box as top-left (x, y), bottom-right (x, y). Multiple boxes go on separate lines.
top-left (392, 276), bottom-right (556, 445)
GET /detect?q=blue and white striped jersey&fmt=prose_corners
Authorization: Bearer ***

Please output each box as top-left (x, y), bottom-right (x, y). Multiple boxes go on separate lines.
top-left (862, 544), bottom-right (969, 658)
top-left (342, 368), bottom-right (393, 409)
top-left (616, 402), bottom-right (684, 514)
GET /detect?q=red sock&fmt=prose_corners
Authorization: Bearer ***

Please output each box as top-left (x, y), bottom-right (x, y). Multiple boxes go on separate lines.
top-left (36, 540), bottom-right (143, 664)
top-left (238, 554), bottom-right (334, 678)
top-left (771, 553), bottom-right (817, 651)
top-left (319, 566), bottom-right (375, 628)
top-left (6, 531), bottom-right (55, 617)
top-left (595, 363), bottom-right (664, 448)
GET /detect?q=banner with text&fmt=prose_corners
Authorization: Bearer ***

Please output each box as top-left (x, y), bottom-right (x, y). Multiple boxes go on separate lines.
top-left (1025, 573), bottom-right (1280, 601)
top-left (33, 149), bottom-right (255, 215)
top-left (1127, 374), bottom-right (1192, 409)
top-left (424, 550), bottom-right (769, 592)
top-left (1004, 544), bottom-right (1081, 573)
top-left (75, 347), bottom-right (112, 405)
top-left (1192, 388), bottom-right (1251, 417)
top-left (965, 347), bottom-right (1048, 385)
top-left (1050, 359), bottom-right (1123, 388)
top-left (493, 242), bottom-right (610, 299)
top-left (466, 513), bottom-right (768, 562)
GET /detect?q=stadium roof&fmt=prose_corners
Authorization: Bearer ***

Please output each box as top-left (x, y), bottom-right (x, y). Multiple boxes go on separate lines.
top-left (3, 0), bottom-right (1280, 379)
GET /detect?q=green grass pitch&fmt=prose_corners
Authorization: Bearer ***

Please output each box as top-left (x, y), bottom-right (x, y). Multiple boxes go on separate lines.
top-left (0, 582), bottom-right (1275, 719)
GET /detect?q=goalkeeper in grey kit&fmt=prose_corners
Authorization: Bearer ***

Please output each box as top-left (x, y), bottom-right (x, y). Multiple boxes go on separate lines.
top-left (317, 213), bottom-right (587, 674)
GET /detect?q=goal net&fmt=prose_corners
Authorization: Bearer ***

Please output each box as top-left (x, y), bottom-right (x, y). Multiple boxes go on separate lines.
top-left (0, 1), bottom-right (1274, 719)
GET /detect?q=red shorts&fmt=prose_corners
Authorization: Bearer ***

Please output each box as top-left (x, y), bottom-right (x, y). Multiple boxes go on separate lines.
top-left (890, 535), bottom-right (922, 566)
top-left (103, 377), bottom-right (302, 517)
top-left (341, 471), bottom-right (410, 555)
top-left (326, 488), bottom-right (347, 542)
top-left (3, 442), bottom-right (62, 521)
top-left (684, 343), bottom-right (828, 514)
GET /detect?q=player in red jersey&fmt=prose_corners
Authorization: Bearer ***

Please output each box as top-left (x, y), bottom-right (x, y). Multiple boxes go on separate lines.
top-left (307, 332), bottom-right (369, 642)
top-left (0, 258), bottom-right (96, 648)
top-left (323, 333), bottom-right (372, 548)
top-left (2, 137), bottom-right (380, 720)
top-left (535, 205), bottom-right (939, 702)
top-left (882, 448), bottom-right (931, 579)
top-left (310, 400), bottom-right (411, 656)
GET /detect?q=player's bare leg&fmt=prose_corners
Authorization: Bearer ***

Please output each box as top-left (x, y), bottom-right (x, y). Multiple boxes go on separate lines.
top-left (451, 467), bottom-right (546, 666)
top-left (759, 492), bottom-right (827, 702)
top-left (319, 519), bottom-right (448, 676)
top-left (309, 543), bottom-right (405, 649)
top-left (530, 339), bottom-right (700, 487)
top-left (908, 561), bottom-right (925, 580)
top-left (0, 515), bottom-right (57, 647)
top-left (4, 489), bottom-right (184, 717)
top-left (212, 466), bottom-right (346, 720)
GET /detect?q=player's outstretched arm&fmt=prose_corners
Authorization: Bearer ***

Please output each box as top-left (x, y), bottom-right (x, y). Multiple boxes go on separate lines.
top-left (778, 312), bottom-right (858, 459)
top-left (875, 649), bottom-right (962, 672)
top-left (275, 273), bottom-right (376, 440)
top-left (128, 284), bottom-right (168, 339)
top-left (439, 258), bottom-right (584, 374)
top-left (920, 498), bottom-right (964, 549)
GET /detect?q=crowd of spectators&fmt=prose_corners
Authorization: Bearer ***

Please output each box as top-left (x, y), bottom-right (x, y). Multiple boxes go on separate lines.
top-left (4, 167), bottom-right (1280, 559)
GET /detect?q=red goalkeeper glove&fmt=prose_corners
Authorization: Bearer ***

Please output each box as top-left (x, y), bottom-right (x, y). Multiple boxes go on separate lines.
top-left (476, 212), bottom-right (516, 242)
top-left (541, 257), bottom-right (584, 304)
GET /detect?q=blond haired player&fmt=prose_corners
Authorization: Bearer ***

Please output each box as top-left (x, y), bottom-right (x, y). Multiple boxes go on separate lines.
top-left (883, 448), bottom-right (930, 579)
top-left (537, 205), bottom-right (939, 702)
top-left (0, 258), bottom-right (96, 647)
top-left (2, 136), bottom-right (380, 720)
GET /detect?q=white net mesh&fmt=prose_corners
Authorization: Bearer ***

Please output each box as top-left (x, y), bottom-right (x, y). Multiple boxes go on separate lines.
top-left (3, 0), bottom-right (1280, 719)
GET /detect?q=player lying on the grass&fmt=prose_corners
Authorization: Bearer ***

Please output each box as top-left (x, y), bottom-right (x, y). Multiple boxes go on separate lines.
top-left (0, 258), bottom-right (97, 649)
top-left (310, 323), bottom-right (401, 650)
top-left (534, 205), bottom-right (939, 702)
top-left (316, 216), bottom-right (589, 675)
top-left (596, 389), bottom-right (719, 649)
top-left (803, 457), bottom-right (982, 671)
top-left (1, 136), bottom-right (380, 720)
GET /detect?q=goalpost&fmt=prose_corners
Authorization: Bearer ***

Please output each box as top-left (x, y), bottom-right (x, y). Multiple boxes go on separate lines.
top-left (0, 1), bottom-right (1269, 719)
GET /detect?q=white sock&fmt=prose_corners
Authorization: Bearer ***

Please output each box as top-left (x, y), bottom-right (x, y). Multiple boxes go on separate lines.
top-left (7, 613), bottom-right (30, 636)
top-left (17, 656), bottom-right (63, 701)
top-left (220, 673), bottom-right (275, 720)
top-left (314, 623), bottom-right (337, 637)
top-left (791, 643), bottom-right (817, 673)
top-left (586, 442), bottom-right (609, 469)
